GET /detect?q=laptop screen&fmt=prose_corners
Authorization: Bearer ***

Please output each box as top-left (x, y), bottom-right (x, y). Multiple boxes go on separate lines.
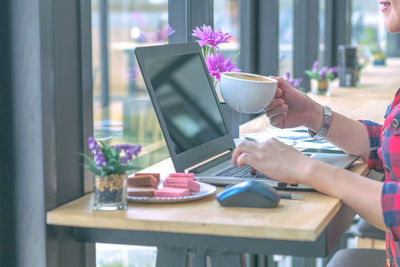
top-left (142, 53), bottom-right (228, 154)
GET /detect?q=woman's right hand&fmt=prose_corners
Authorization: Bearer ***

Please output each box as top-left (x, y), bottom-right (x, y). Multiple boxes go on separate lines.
top-left (266, 77), bottom-right (320, 129)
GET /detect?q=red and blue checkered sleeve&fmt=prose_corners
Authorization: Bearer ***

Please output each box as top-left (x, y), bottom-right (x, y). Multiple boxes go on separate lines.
top-left (382, 182), bottom-right (400, 240)
top-left (359, 120), bottom-right (384, 172)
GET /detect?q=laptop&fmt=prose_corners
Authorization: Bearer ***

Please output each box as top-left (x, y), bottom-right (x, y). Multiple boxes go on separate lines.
top-left (135, 42), bottom-right (358, 190)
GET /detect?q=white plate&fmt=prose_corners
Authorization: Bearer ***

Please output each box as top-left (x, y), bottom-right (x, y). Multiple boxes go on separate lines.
top-left (127, 182), bottom-right (217, 203)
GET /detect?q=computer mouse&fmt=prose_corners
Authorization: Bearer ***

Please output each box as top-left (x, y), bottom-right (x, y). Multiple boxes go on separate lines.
top-left (216, 180), bottom-right (280, 208)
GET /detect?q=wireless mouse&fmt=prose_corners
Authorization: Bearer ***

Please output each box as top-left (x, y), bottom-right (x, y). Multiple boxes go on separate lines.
top-left (216, 180), bottom-right (280, 208)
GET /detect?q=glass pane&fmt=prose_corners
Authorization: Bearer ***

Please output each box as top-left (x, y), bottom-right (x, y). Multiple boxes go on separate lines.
top-left (92, 0), bottom-right (170, 171)
top-left (91, 1), bottom-right (168, 266)
top-left (352, 0), bottom-right (386, 59)
top-left (214, 0), bottom-right (241, 68)
top-left (279, 0), bottom-right (293, 75)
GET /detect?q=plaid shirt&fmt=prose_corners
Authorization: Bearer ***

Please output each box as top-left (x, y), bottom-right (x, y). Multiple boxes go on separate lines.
top-left (360, 88), bottom-right (400, 267)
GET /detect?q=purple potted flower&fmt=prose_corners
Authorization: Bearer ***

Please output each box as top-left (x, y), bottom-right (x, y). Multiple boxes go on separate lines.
top-left (284, 71), bottom-right (303, 91)
top-left (305, 60), bottom-right (337, 95)
top-left (80, 137), bottom-right (141, 210)
top-left (192, 25), bottom-right (240, 86)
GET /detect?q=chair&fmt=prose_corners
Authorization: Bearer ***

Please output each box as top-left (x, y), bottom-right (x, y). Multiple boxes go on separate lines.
top-left (355, 218), bottom-right (386, 250)
top-left (326, 248), bottom-right (386, 267)
top-left (327, 170), bottom-right (386, 266)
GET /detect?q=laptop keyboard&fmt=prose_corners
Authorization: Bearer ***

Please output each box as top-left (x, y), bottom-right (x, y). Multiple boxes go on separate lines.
top-left (215, 164), bottom-right (267, 179)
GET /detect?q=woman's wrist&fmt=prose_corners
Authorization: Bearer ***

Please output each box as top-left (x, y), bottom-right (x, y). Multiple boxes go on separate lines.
top-left (306, 101), bottom-right (324, 133)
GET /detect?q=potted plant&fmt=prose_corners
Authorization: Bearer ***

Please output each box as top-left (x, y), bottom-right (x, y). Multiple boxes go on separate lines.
top-left (284, 71), bottom-right (304, 92)
top-left (305, 61), bottom-right (337, 95)
top-left (80, 137), bottom-right (141, 210)
top-left (372, 48), bottom-right (386, 66)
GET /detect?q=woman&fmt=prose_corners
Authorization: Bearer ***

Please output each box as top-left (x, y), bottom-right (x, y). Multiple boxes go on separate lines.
top-left (232, 1), bottom-right (400, 266)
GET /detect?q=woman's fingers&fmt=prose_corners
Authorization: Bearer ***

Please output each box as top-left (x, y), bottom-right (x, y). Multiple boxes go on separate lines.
top-left (231, 141), bottom-right (259, 165)
top-left (265, 103), bottom-right (288, 118)
top-left (269, 113), bottom-right (287, 128)
top-left (265, 98), bottom-right (284, 113)
top-left (274, 86), bottom-right (284, 98)
top-left (236, 152), bottom-right (258, 168)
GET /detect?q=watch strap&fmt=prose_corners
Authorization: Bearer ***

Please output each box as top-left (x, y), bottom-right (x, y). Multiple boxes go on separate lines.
top-left (308, 106), bottom-right (332, 140)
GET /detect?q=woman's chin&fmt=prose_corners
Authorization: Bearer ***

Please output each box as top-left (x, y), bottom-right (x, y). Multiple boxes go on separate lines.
top-left (384, 15), bottom-right (400, 33)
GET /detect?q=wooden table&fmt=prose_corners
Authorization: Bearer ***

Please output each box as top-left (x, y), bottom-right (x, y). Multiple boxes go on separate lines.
top-left (47, 59), bottom-right (400, 267)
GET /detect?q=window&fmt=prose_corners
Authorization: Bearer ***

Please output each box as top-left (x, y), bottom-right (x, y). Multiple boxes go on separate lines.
top-left (92, 0), bottom-right (170, 172)
top-left (279, 0), bottom-right (293, 75)
top-left (352, 0), bottom-right (386, 59)
top-left (214, 0), bottom-right (241, 68)
top-left (91, 1), bottom-right (169, 265)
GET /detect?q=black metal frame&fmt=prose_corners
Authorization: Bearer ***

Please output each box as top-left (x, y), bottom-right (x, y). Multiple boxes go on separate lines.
top-left (69, 202), bottom-right (354, 267)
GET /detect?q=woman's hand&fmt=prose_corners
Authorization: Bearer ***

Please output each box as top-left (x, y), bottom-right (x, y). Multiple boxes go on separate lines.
top-left (231, 139), bottom-right (312, 184)
top-left (267, 77), bottom-right (320, 129)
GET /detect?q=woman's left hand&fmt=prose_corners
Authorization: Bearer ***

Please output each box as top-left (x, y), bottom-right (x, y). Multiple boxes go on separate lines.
top-left (231, 138), bottom-right (311, 185)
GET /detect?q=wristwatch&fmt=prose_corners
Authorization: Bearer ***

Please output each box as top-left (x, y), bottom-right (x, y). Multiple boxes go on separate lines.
top-left (308, 105), bottom-right (332, 140)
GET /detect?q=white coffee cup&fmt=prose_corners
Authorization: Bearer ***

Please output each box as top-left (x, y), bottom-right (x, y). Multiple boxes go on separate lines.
top-left (220, 72), bottom-right (278, 114)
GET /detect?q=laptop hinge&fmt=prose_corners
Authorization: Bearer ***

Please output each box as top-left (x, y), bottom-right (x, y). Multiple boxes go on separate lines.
top-left (185, 150), bottom-right (232, 174)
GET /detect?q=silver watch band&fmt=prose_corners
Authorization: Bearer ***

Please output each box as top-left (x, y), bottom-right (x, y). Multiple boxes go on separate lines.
top-left (308, 105), bottom-right (332, 140)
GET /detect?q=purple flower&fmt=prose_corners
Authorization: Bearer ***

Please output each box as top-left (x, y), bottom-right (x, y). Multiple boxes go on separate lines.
top-left (205, 53), bottom-right (240, 81)
top-left (94, 153), bottom-right (107, 168)
top-left (284, 71), bottom-right (291, 81)
top-left (88, 137), bottom-right (107, 169)
top-left (128, 66), bottom-right (141, 81)
top-left (112, 144), bottom-right (142, 165)
top-left (330, 66), bottom-right (338, 73)
top-left (192, 25), bottom-right (232, 49)
top-left (88, 137), bottom-right (100, 155)
top-left (284, 72), bottom-right (302, 88)
top-left (319, 66), bottom-right (329, 78)
top-left (156, 24), bottom-right (175, 42)
top-left (292, 78), bottom-right (303, 88)
top-left (312, 61), bottom-right (319, 72)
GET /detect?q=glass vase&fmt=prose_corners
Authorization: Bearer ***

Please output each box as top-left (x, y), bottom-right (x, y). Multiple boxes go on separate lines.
top-left (93, 173), bottom-right (127, 211)
top-left (311, 79), bottom-right (330, 96)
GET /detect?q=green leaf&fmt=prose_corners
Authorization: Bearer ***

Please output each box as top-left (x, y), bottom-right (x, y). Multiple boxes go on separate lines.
top-left (77, 152), bottom-right (101, 175)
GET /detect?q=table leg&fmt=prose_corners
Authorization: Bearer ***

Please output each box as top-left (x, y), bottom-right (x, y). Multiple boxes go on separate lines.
top-left (249, 254), bottom-right (277, 267)
top-left (189, 250), bottom-right (207, 267)
top-left (156, 247), bottom-right (188, 267)
top-left (292, 256), bottom-right (316, 267)
top-left (209, 252), bottom-right (243, 267)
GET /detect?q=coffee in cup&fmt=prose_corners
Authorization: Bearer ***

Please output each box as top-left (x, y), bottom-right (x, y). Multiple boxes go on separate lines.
top-left (220, 72), bottom-right (277, 114)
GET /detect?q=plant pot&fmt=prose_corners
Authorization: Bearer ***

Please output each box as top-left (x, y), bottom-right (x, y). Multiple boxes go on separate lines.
top-left (311, 79), bottom-right (330, 96)
top-left (94, 173), bottom-right (127, 210)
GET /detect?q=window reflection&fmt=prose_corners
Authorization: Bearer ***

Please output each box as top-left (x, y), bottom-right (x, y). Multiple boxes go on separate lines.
top-left (214, 0), bottom-right (241, 68)
top-left (279, 0), bottom-right (293, 75)
top-left (92, 0), bottom-right (169, 171)
top-left (352, 0), bottom-right (386, 60)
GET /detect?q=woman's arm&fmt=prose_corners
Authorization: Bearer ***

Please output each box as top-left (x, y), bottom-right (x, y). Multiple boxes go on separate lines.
top-left (266, 78), bottom-right (372, 161)
top-left (307, 102), bottom-right (371, 162)
top-left (232, 140), bottom-right (386, 230)
top-left (302, 157), bottom-right (386, 230)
